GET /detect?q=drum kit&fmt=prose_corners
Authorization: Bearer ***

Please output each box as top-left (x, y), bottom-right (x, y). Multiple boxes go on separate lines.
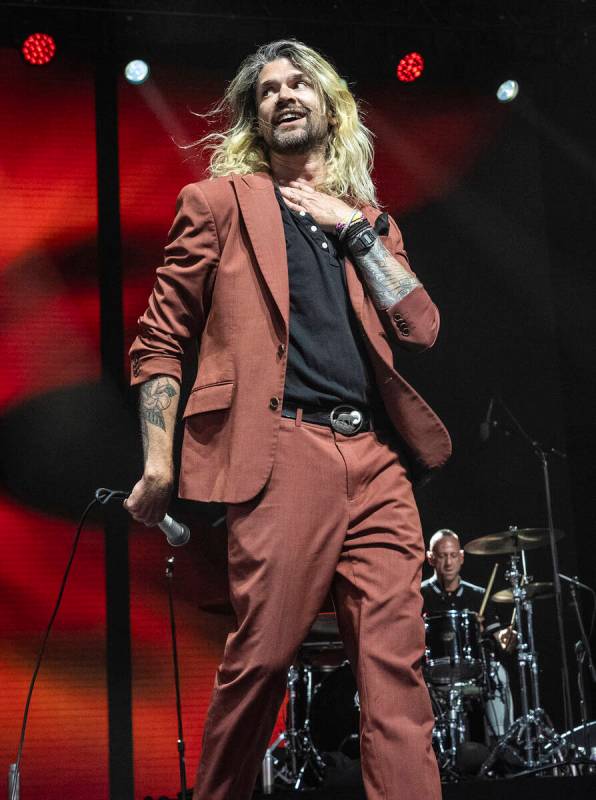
top-left (429, 525), bottom-right (567, 779)
top-left (262, 524), bottom-right (593, 792)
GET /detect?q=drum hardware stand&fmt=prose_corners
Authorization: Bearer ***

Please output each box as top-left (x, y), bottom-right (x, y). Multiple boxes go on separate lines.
top-left (165, 556), bottom-right (189, 800)
top-left (262, 664), bottom-right (326, 793)
top-left (487, 397), bottom-right (572, 730)
top-left (429, 685), bottom-right (458, 780)
top-left (447, 685), bottom-right (467, 769)
top-left (480, 544), bottom-right (566, 774)
top-left (428, 678), bottom-right (474, 779)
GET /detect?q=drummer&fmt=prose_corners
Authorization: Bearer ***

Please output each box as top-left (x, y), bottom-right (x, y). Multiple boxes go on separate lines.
top-left (422, 529), bottom-right (502, 636)
top-left (421, 528), bottom-right (514, 738)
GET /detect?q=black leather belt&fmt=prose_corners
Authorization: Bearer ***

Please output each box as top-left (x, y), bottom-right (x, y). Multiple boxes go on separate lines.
top-left (281, 403), bottom-right (375, 436)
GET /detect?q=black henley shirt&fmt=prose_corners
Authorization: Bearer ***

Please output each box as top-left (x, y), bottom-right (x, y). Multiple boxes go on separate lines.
top-left (275, 189), bottom-right (382, 411)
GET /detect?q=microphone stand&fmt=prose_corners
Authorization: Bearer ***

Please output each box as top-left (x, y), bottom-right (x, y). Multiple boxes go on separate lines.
top-left (490, 397), bottom-right (573, 733)
top-left (562, 574), bottom-right (596, 756)
top-left (166, 556), bottom-right (188, 800)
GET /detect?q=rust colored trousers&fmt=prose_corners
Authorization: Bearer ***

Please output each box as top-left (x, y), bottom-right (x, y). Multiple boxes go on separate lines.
top-left (193, 416), bottom-right (441, 800)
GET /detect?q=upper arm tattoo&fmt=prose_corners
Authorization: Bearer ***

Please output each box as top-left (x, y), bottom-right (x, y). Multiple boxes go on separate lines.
top-left (140, 377), bottom-right (178, 436)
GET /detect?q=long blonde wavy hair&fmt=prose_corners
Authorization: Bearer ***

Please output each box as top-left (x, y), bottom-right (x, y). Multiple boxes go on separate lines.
top-left (198, 39), bottom-right (378, 208)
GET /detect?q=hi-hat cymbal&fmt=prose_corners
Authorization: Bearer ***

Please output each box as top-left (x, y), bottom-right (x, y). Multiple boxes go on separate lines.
top-left (464, 528), bottom-right (564, 556)
top-left (491, 582), bottom-right (555, 604)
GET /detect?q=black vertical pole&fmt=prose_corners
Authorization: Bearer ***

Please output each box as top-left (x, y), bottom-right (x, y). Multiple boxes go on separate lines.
top-left (95, 23), bottom-right (135, 800)
top-left (541, 453), bottom-right (573, 732)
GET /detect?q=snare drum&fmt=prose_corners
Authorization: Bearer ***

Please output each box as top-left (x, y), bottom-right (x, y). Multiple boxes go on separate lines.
top-left (424, 610), bottom-right (482, 684)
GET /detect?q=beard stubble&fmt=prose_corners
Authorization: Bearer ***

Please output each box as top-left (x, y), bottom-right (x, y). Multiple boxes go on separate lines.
top-left (268, 110), bottom-right (328, 155)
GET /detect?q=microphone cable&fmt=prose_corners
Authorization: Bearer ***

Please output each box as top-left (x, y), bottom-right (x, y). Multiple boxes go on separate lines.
top-left (9, 487), bottom-right (129, 800)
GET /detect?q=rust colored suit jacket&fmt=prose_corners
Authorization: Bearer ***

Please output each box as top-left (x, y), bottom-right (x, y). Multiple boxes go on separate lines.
top-left (130, 172), bottom-right (451, 503)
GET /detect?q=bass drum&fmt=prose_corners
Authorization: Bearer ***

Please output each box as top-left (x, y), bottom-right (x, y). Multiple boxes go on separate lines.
top-left (309, 661), bottom-right (360, 758)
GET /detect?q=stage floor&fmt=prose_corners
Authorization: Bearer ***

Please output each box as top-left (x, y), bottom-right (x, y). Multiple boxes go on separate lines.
top-left (253, 773), bottom-right (596, 800)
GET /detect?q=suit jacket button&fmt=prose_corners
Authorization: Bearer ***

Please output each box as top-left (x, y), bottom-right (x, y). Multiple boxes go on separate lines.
top-left (393, 313), bottom-right (403, 322)
top-left (277, 344), bottom-right (286, 358)
top-left (401, 328), bottom-right (410, 336)
top-left (269, 396), bottom-right (280, 410)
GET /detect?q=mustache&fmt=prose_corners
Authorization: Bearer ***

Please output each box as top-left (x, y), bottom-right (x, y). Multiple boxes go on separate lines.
top-left (258, 104), bottom-right (311, 132)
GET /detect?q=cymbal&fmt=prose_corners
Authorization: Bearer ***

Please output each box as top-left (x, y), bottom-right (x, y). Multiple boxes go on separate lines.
top-left (491, 582), bottom-right (555, 604)
top-left (464, 528), bottom-right (564, 556)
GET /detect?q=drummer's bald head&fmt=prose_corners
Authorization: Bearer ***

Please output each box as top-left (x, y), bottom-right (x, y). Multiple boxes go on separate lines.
top-left (428, 528), bottom-right (460, 553)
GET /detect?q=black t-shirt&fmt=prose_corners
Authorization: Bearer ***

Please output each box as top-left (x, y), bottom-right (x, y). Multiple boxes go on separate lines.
top-left (275, 189), bottom-right (382, 411)
top-left (421, 575), bottom-right (501, 636)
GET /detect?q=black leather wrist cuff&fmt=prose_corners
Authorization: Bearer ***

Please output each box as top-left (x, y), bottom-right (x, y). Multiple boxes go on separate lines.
top-left (344, 221), bottom-right (378, 255)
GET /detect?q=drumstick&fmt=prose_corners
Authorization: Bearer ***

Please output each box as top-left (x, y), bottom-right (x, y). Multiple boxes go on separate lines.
top-left (479, 562), bottom-right (499, 618)
top-left (502, 608), bottom-right (517, 650)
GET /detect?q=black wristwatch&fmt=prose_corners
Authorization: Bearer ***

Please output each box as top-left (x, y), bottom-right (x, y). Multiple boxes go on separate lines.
top-left (346, 224), bottom-right (378, 255)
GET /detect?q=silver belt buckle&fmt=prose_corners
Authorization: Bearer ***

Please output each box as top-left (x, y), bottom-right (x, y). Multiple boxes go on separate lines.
top-left (330, 405), bottom-right (365, 436)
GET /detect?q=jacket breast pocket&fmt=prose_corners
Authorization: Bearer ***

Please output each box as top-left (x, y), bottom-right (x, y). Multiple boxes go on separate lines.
top-left (182, 381), bottom-right (235, 418)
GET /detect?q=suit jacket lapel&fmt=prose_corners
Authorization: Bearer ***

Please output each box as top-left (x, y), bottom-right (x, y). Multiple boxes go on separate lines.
top-left (233, 172), bottom-right (289, 330)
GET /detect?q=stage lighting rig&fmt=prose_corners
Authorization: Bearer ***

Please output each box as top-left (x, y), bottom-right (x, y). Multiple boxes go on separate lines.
top-left (21, 33), bottom-right (56, 66)
top-left (396, 52), bottom-right (425, 83)
top-left (124, 59), bottom-right (150, 85)
top-left (496, 79), bottom-right (519, 103)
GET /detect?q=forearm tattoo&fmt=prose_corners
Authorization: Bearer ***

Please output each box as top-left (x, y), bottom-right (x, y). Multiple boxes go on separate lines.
top-left (140, 377), bottom-right (178, 454)
top-left (350, 237), bottom-right (421, 311)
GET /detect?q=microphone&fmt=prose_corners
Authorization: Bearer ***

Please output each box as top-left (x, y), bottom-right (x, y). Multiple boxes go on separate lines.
top-left (479, 397), bottom-right (495, 442)
top-left (159, 514), bottom-right (191, 547)
top-left (117, 487), bottom-right (190, 545)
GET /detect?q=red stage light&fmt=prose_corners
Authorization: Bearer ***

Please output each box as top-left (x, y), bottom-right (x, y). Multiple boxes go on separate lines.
top-left (397, 52), bottom-right (425, 83)
top-left (22, 33), bottom-right (56, 66)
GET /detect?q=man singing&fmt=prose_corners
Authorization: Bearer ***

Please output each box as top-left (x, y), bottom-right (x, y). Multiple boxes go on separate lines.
top-left (125, 39), bottom-right (451, 800)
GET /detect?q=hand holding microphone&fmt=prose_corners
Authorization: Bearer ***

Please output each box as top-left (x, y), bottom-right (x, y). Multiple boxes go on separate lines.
top-left (124, 472), bottom-right (190, 546)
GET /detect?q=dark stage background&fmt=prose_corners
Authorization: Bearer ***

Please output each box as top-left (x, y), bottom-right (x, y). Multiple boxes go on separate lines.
top-left (1, 3), bottom-right (595, 798)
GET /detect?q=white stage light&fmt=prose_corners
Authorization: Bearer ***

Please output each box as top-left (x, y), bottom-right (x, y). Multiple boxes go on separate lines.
top-left (496, 79), bottom-right (519, 103)
top-left (124, 60), bottom-right (150, 85)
